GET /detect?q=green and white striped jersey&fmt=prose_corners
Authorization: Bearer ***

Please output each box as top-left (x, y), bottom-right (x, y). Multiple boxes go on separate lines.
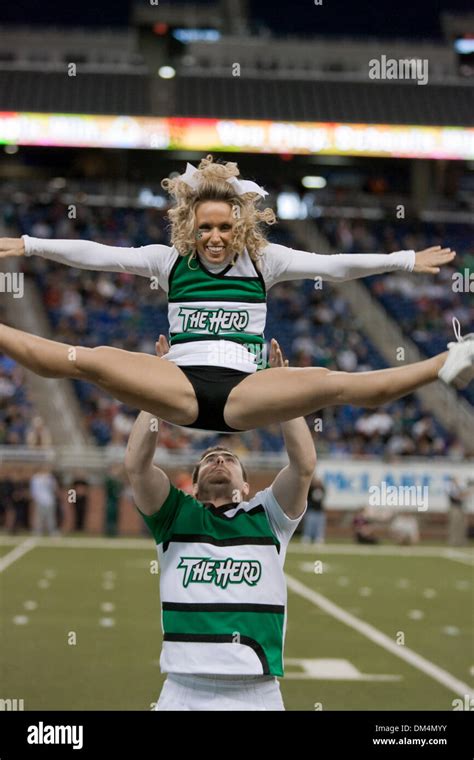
top-left (139, 485), bottom-right (305, 676)
top-left (166, 248), bottom-right (268, 372)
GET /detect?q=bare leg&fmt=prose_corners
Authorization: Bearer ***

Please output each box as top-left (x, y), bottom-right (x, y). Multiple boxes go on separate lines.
top-left (0, 324), bottom-right (198, 425)
top-left (224, 355), bottom-right (448, 430)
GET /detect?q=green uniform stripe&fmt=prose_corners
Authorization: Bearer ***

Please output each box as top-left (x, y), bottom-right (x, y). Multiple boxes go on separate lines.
top-left (163, 608), bottom-right (284, 675)
top-left (169, 253), bottom-right (266, 302)
top-left (169, 292), bottom-right (266, 303)
top-left (139, 485), bottom-right (279, 548)
top-left (169, 332), bottom-right (265, 346)
top-left (173, 513), bottom-right (278, 544)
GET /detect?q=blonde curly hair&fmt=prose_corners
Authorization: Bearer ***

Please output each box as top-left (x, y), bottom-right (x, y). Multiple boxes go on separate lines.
top-left (161, 155), bottom-right (277, 262)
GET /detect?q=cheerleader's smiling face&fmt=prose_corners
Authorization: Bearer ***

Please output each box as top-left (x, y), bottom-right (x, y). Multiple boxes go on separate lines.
top-left (195, 202), bottom-right (235, 266)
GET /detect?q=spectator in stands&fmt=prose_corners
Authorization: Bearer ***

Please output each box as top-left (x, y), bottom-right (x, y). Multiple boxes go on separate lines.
top-left (110, 405), bottom-right (135, 445)
top-left (53, 470), bottom-right (65, 530)
top-left (30, 466), bottom-right (59, 536)
top-left (0, 466), bottom-right (14, 529)
top-left (71, 473), bottom-right (90, 531)
top-left (158, 421), bottom-right (193, 452)
top-left (301, 474), bottom-right (326, 544)
top-left (10, 468), bottom-right (31, 534)
top-left (352, 507), bottom-right (379, 545)
top-left (445, 476), bottom-right (468, 547)
top-left (390, 515), bottom-right (419, 545)
top-left (26, 416), bottom-right (52, 447)
top-left (104, 464), bottom-right (124, 536)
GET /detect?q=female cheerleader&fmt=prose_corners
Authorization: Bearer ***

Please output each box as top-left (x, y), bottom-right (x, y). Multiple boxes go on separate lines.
top-left (0, 155), bottom-right (472, 435)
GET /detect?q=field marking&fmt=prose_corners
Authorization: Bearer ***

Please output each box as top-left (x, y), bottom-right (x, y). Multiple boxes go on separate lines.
top-left (284, 658), bottom-right (401, 681)
top-left (1, 535), bottom-right (472, 559)
top-left (441, 550), bottom-right (474, 567)
top-left (12, 615), bottom-right (29, 625)
top-left (285, 572), bottom-right (474, 699)
top-left (99, 618), bottom-right (115, 628)
top-left (0, 535), bottom-right (472, 562)
top-left (0, 538), bottom-right (37, 573)
top-left (0, 536), bottom-right (24, 546)
top-left (287, 544), bottom-right (474, 565)
top-left (0, 536), bottom-right (153, 550)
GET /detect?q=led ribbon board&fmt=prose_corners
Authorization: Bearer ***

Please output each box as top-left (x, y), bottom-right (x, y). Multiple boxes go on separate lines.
top-left (0, 113), bottom-right (472, 160)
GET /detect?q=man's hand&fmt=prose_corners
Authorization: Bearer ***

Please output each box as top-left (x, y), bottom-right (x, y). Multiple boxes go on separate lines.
top-left (0, 238), bottom-right (25, 258)
top-left (413, 246), bottom-right (456, 274)
top-left (269, 338), bottom-right (289, 369)
top-left (155, 334), bottom-right (170, 358)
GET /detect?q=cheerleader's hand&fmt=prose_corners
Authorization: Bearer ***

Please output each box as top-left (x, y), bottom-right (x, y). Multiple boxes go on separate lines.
top-left (413, 246), bottom-right (456, 274)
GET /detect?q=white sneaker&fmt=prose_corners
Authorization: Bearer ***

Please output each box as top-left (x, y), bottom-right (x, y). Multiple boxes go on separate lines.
top-left (438, 318), bottom-right (474, 389)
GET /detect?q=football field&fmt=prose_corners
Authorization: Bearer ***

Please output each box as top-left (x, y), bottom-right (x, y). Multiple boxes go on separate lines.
top-left (1, 535), bottom-right (472, 711)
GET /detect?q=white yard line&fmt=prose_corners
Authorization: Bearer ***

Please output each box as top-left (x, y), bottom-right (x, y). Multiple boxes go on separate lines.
top-left (0, 536), bottom-right (152, 550)
top-left (285, 572), bottom-right (473, 700)
top-left (0, 537), bottom-right (38, 573)
top-left (287, 543), bottom-right (474, 565)
top-left (0, 536), bottom-right (472, 565)
top-left (441, 550), bottom-right (474, 567)
top-left (0, 536), bottom-right (25, 546)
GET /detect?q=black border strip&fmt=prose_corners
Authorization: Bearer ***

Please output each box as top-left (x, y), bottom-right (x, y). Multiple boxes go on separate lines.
top-left (168, 295), bottom-right (266, 303)
top-left (162, 534), bottom-right (280, 554)
top-left (163, 632), bottom-right (270, 674)
top-left (163, 602), bottom-right (284, 614)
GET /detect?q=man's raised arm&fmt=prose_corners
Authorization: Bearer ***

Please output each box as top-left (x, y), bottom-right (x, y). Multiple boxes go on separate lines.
top-left (268, 340), bottom-right (317, 520)
top-left (124, 411), bottom-right (170, 516)
top-left (124, 336), bottom-right (171, 515)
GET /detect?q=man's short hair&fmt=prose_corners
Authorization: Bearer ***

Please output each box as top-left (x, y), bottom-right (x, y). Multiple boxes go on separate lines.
top-left (192, 445), bottom-right (248, 485)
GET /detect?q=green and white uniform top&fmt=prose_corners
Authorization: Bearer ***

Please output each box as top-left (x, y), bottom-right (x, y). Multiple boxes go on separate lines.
top-left (139, 484), bottom-right (306, 676)
top-left (23, 235), bottom-right (415, 373)
top-left (166, 247), bottom-right (267, 372)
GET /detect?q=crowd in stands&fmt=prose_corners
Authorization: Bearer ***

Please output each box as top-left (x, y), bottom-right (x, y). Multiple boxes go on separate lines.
top-left (0, 307), bottom-right (52, 445)
top-left (320, 217), bottom-right (474, 406)
top-left (0, 191), bottom-right (470, 459)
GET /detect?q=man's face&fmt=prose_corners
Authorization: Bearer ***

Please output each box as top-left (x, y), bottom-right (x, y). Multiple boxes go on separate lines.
top-left (194, 450), bottom-right (248, 502)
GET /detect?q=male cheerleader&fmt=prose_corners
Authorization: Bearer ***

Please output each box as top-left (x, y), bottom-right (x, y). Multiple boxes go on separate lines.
top-left (125, 338), bottom-right (313, 710)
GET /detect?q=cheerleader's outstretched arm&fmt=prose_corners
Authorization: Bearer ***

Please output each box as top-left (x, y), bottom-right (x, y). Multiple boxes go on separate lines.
top-left (264, 242), bottom-right (455, 285)
top-left (0, 235), bottom-right (169, 278)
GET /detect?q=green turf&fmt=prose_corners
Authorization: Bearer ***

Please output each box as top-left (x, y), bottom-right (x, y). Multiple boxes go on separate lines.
top-left (283, 551), bottom-right (473, 710)
top-left (1, 541), bottom-right (472, 710)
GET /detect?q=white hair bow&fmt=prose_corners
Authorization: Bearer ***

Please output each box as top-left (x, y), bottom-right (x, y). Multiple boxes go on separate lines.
top-left (178, 162), bottom-right (268, 198)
